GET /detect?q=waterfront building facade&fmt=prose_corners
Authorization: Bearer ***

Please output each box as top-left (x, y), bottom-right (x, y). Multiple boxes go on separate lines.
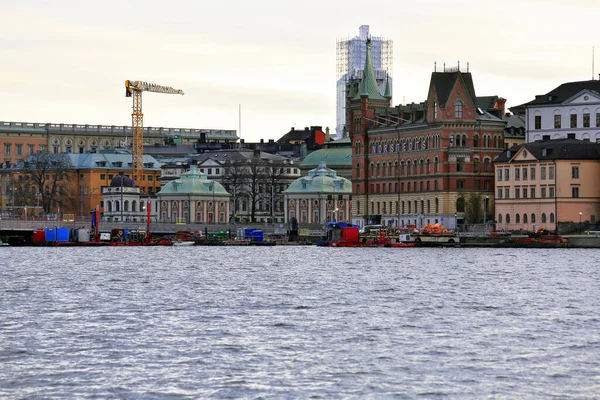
top-left (494, 137), bottom-right (600, 232)
top-left (283, 163), bottom-right (352, 225)
top-left (336, 25), bottom-right (393, 138)
top-left (101, 173), bottom-right (159, 222)
top-left (156, 165), bottom-right (230, 224)
top-left (1, 151), bottom-right (161, 218)
top-left (348, 39), bottom-right (505, 229)
top-left (0, 120), bottom-right (238, 167)
top-left (512, 80), bottom-right (600, 143)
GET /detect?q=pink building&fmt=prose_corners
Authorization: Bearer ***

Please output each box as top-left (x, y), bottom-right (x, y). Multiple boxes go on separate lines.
top-left (494, 136), bottom-right (600, 232)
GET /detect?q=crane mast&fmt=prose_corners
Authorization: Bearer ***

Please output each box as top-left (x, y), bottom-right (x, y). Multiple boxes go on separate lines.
top-left (125, 80), bottom-right (184, 187)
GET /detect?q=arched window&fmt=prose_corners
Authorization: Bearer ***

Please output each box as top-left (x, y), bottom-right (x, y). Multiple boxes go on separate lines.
top-left (107, 202), bottom-right (112, 212)
top-left (132, 200), bottom-right (137, 212)
top-left (435, 198), bottom-right (439, 213)
top-left (420, 159), bottom-right (424, 175)
top-left (506, 214), bottom-right (511, 223)
top-left (531, 213), bottom-right (536, 223)
top-left (406, 160), bottom-right (411, 176)
top-left (433, 101), bottom-right (437, 119)
top-left (474, 158), bottom-right (480, 173)
top-left (450, 135), bottom-right (455, 147)
top-left (550, 213), bottom-right (555, 223)
top-left (413, 159), bottom-right (418, 175)
top-left (474, 134), bottom-right (479, 147)
top-left (498, 213), bottom-right (502, 223)
top-left (483, 158), bottom-right (490, 172)
top-left (370, 163), bottom-right (374, 177)
top-left (427, 200), bottom-right (431, 213)
top-left (426, 158), bottom-right (431, 174)
top-left (356, 162), bottom-right (361, 178)
top-left (376, 163), bottom-right (380, 177)
top-left (523, 213), bottom-right (528, 224)
top-left (388, 162), bottom-right (392, 176)
top-left (542, 213), bottom-right (547, 223)
top-left (434, 157), bottom-right (439, 173)
top-left (124, 200), bottom-right (129, 212)
top-left (516, 213), bottom-right (520, 223)
top-left (400, 160), bottom-right (405, 176)
top-left (454, 100), bottom-right (463, 118)
top-left (495, 136), bottom-right (500, 148)
top-left (461, 134), bottom-right (467, 147)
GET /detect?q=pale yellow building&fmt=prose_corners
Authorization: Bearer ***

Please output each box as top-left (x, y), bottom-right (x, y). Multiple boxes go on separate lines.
top-left (494, 137), bottom-right (600, 232)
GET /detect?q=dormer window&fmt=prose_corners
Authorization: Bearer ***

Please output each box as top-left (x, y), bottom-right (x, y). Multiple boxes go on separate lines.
top-left (454, 101), bottom-right (463, 119)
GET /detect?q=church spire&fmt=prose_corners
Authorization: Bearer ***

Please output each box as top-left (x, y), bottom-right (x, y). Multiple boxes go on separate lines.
top-left (355, 37), bottom-right (387, 101)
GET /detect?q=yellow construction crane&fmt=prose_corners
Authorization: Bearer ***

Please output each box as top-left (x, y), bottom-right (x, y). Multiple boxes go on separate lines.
top-left (125, 80), bottom-right (184, 187)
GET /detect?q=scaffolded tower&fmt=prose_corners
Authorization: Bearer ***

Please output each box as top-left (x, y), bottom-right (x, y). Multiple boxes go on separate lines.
top-left (336, 25), bottom-right (393, 138)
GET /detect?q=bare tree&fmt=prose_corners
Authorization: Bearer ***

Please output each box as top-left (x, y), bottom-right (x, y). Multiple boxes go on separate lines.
top-left (15, 152), bottom-right (75, 215)
top-left (464, 192), bottom-right (483, 224)
top-left (222, 159), bottom-right (247, 222)
top-left (261, 160), bottom-right (288, 221)
top-left (243, 159), bottom-right (267, 223)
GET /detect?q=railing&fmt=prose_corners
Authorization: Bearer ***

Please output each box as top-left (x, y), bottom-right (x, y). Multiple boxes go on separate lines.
top-left (0, 121), bottom-right (237, 138)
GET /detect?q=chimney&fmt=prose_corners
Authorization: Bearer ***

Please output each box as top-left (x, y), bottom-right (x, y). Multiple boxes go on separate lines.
top-left (567, 133), bottom-right (576, 139)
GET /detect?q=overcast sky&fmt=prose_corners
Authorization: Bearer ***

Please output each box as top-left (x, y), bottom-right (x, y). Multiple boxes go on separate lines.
top-left (1, 0), bottom-right (598, 142)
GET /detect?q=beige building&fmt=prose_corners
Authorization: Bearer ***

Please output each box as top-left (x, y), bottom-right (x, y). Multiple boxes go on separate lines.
top-left (0, 120), bottom-right (238, 167)
top-left (494, 136), bottom-right (600, 232)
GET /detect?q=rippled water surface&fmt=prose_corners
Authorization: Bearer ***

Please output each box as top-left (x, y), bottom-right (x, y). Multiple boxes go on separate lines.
top-left (1, 247), bottom-right (599, 398)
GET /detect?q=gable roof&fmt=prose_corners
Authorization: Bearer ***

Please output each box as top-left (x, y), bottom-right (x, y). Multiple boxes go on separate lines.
top-left (430, 71), bottom-right (477, 107)
top-left (494, 138), bottom-right (600, 163)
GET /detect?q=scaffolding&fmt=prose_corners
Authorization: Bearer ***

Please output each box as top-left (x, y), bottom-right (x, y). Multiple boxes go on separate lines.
top-left (336, 26), bottom-right (393, 137)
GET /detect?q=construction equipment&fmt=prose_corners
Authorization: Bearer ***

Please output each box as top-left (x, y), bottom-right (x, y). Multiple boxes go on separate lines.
top-left (125, 80), bottom-right (184, 187)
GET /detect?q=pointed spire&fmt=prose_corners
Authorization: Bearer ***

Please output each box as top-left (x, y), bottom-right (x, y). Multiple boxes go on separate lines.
top-left (384, 76), bottom-right (392, 100)
top-left (355, 37), bottom-right (387, 101)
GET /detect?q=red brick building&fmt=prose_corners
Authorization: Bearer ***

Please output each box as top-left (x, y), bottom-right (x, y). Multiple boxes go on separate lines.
top-left (348, 42), bottom-right (506, 229)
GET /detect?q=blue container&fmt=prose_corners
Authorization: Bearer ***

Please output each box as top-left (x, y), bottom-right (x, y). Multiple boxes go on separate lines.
top-left (124, 229), bottom-right (132, 241)
top-left (244, 228), bottom-right (255, 239)
top-left (45, 228), bottom-right (57, 242)
top-left (57, 228), bottom-right (70, 242)
top-left (252, 230), bottom-right (264, 242)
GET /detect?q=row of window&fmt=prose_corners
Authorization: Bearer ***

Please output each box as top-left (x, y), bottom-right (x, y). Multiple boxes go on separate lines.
top-left (498, 212), bottom-right (554, 224)
top-left (356, 198), bottom-right (442, 216)
top-left (535, 112), bottom-right (600, 130)
top-left (365, 157), bottom-right (492, 178)
top-left (4, 143), bottom-right (38, 156)
top-left (449, 134), bottom-right (502, 148)
top-left (497, 186), bottom-right (580, 199)
top-left (498, 165), bottom-right (555, 181)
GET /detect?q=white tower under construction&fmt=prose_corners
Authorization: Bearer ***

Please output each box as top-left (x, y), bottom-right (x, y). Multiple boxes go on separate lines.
top-left (336, 25), bottom-right (393, 138)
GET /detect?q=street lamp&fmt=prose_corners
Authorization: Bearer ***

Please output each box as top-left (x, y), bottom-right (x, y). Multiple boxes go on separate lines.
top-left (455, 212), bottom-right (458, 231)
top-left (579, 211), bottom-right (583, 235)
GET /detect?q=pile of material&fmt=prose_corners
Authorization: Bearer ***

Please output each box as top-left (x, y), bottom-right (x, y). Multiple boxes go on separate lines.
top-left (420, 223), bottom-right (450, 235)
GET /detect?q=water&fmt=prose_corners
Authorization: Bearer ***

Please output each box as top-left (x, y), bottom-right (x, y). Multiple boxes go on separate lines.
top-left (1, 247), bottom-right (598, 398)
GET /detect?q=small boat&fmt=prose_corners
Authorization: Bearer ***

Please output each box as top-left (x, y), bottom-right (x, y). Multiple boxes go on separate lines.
top-left (172, 241), bottom-right (196, 246)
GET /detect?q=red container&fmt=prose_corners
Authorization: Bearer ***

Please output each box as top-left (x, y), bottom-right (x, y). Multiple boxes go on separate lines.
top-left (32, 229), bottom-right (46, 243)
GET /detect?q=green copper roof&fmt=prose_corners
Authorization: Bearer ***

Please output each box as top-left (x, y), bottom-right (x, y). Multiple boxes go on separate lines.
top-left (157, 165), bottom-right (229, 196)
top-left (354, 38), bottom-right (387, 101)
top-left (299, 147), bottom-right (351, 169)
top-left (384, 77), bottom-right (392, 99)
top-left (284, 162), bottom-right (352, 194)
